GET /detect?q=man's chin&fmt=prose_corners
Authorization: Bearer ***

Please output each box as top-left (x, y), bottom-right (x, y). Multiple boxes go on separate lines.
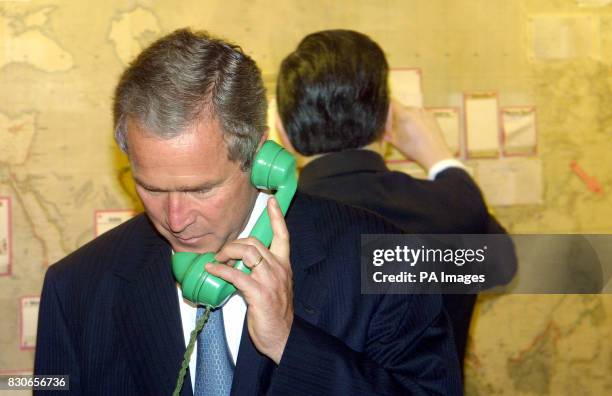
top-left (169, 235), bottom-right (215, 254)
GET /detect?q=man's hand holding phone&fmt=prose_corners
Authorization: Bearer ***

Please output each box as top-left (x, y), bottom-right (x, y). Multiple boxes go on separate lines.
top-left (205, 196), bottom-right (294, 365)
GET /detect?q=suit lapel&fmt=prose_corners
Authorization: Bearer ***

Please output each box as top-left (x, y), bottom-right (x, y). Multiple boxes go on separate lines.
top-left (286, 193), bottom-right (328, 325)
top-left (230, 319), bottom-right (273, 395)
top-left (230, 193), bottom-right (329, 394)
top-left (112, 219), bottom-right (193, 396)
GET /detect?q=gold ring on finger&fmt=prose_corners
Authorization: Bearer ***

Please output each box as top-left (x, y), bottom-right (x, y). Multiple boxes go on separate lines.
top-left (251, 255), bottom-right (264, 269)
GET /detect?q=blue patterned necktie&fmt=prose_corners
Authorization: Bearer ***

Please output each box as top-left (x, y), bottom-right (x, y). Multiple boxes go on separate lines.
top-left (194, 307), bottom-right (234, 396)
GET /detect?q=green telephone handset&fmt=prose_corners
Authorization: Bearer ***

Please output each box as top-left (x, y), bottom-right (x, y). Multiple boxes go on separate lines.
top-left (171, 140), bottom-right (297, 308)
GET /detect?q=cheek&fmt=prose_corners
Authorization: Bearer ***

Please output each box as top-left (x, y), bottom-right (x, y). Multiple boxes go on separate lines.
top-left (195, 180), bottom-right (253, 224)
top-left (193, 194), bottom-right (230, 222)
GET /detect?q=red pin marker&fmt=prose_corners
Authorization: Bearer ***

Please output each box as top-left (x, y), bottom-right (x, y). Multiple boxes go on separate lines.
top-left (570, 161), bottom-right (603, 194)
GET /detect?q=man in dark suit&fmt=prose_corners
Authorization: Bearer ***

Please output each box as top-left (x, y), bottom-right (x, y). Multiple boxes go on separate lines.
top-left (34, 29), bottom-right (462, 395)
top-left (276, 29), bottom-right (516, 373)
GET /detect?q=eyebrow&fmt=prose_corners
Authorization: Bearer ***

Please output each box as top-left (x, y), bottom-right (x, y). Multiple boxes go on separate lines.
top-left (133, 177), bottom-right (221, 193)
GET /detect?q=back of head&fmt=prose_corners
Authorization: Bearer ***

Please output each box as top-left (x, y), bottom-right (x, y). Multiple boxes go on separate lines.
top-left (113, 28), bottom-right (267, 170)
top-left (277, 29), bottom-right (389, 156)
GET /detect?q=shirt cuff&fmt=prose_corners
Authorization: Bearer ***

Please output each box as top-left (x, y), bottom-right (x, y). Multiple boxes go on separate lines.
top-left (428, 159), bottom-right (467, 180)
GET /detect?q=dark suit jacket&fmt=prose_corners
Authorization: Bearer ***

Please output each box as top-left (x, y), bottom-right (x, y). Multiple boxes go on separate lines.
top-left (34, 192), bottom-right (462, 395)
top-left (298, 150), bottom-right (516, 369)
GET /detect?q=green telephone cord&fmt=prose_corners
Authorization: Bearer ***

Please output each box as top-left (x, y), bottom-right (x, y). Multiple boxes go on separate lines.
top-left (172, 305), bottom-right (212, 396)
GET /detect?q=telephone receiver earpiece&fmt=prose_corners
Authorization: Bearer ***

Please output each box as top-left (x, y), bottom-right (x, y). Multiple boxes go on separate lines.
top-left (172, 140), bottom-right (297, 308)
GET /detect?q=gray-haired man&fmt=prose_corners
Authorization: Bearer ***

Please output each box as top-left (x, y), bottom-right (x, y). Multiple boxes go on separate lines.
top-left (34, 29), bottom-right (462, 395)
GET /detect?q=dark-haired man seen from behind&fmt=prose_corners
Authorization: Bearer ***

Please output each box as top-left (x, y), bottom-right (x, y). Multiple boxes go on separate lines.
top-left (276, 29), bottom-right (516, 373)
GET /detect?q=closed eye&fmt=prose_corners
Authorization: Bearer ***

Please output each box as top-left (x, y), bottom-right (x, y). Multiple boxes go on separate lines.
top-left (141, 186), bottom-right (165, 195)
top-left (134, 176), bottom-right (219, 195)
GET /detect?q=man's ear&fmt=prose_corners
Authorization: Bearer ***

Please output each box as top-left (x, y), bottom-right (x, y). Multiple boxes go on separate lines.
top-left (275, 114), bottom-right (297, 154)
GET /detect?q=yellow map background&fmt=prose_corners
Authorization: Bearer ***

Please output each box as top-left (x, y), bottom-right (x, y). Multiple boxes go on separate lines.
top-left (1, 1), bottom-right (611, 394)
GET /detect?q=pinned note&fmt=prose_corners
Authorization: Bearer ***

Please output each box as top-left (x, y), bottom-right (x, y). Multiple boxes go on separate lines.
top-left (501, 106), bottom-right (538, 156)
top-left (464, 92), bottom-right (501, 158)
top-left (475, 158), bottom-right (543, 206)
top-left (0, 197), bottom-right (11, 276)
top-left (20, 296), bottom-right (40, 349)
top-left (95, 209), bottom-right (135, 237)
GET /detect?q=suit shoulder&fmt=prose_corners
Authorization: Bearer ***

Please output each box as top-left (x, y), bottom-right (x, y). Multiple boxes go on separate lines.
top-left (290, 192), bottom-right (402, 236)
top-left (385, 167), bottom-right (475, 191)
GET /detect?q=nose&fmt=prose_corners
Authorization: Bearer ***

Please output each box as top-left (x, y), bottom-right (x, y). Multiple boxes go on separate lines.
top-left (167, 192), bottom-right (195, 234)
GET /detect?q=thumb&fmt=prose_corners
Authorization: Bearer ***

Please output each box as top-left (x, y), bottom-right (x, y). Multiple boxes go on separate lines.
top-left (267, 197), bottom-right (290, 262)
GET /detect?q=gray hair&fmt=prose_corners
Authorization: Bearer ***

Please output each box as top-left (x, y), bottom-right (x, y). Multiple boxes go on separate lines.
top-left (113, 28), bottom-right (267, 170)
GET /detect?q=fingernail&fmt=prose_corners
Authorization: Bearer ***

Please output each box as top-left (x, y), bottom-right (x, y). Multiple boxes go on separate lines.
top-left (205, 263), bottom-right (213, 271)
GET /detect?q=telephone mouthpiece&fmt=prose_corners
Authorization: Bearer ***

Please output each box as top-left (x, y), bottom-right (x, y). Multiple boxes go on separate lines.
top-left (172, 252), bottom-right (235, 308)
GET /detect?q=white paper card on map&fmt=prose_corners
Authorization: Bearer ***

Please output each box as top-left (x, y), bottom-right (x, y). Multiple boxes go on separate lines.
top-left (502, 107), bottom-right (537, 156)
top-left (95, 210), bottom-right (135, 236)
top-left (531, 15), bottom-right (600, 60)
top-left (427, 108), bottom-right (461, 156)
top-left (0, 197), bottom-right (11, 275)
top-left (389, 69), bottom-right (423, 107)
top-left (20, 296), bottom-right (40, 349)
top-left (475, 158), bottom-right (543, 206)
top-left (464, 92), bottom-right (500, 158)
